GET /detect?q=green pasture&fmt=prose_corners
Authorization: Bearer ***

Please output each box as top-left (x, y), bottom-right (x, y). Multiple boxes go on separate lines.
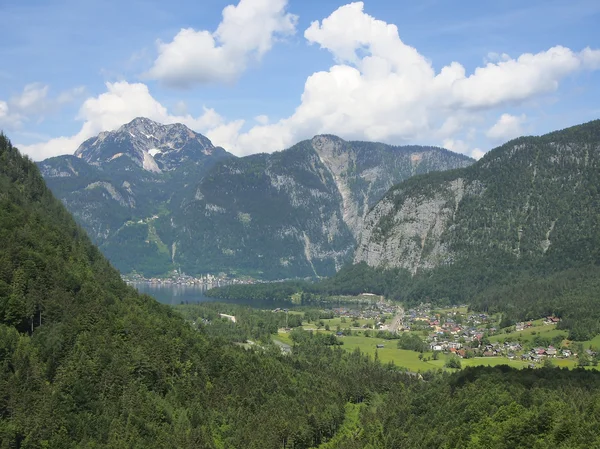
top-left (490, 323), bottom-right (567, 344)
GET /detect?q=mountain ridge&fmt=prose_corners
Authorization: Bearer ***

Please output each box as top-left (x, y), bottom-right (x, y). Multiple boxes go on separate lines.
top-left (39, 120), bottom-right (473, 278)
top-left (355, 119), bottom-right (600, 273)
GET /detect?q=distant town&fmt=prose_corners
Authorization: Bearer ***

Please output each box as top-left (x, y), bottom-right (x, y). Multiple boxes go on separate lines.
top-left (121, 270), bottom-right (256, 286)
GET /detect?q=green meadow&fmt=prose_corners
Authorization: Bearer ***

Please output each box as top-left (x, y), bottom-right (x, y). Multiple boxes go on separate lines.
top-left (276, 330), bottom-right (587, 372)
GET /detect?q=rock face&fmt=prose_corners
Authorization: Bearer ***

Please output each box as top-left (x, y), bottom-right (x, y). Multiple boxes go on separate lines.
top-left (39, 119), bottom-right (473, 278)
top-left (355, 120), bottom-right (600, 274)
top-left (74, 117), bottom-right (226, 172)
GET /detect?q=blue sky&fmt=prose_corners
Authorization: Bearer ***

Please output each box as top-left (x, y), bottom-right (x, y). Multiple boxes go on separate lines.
top-left (1, 0), bottom-right (599, 160)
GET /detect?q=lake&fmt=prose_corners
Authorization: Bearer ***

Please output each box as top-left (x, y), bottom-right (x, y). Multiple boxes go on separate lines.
top-left (131, 282), bottom-right (297, 309)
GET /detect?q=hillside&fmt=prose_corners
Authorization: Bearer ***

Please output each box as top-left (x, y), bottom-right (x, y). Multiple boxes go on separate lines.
top-left (39, 121), bottom-right (472, 278)
top-left (0, 134), bottom-right (395, 447)
top-left (3, 133), bottom-right (600, 448)
top-left (355, 120), bottom-right (600, 272)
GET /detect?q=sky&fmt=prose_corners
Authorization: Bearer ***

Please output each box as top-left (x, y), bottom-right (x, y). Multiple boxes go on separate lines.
top-left (1, 0), bottom-right (599, 161)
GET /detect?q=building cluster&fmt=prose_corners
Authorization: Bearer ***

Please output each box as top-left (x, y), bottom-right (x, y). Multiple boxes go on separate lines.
top-left (122, 270), bottom-right (255, 286)
top-left (332, 303), bottom-right (397, 323)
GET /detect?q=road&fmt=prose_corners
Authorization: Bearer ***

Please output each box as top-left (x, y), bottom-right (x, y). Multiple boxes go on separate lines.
top-left (389, 306), bottom-right (405, 333)
top-left (273, 339), bottom-right (291, 354)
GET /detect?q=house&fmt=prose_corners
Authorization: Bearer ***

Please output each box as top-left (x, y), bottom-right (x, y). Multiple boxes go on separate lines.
top-left (562, 350), bottom-right (572, 358)
top-left (431, 344), bottom-right (443, 352)
top-left (546, 346), bottom-right (557, 357)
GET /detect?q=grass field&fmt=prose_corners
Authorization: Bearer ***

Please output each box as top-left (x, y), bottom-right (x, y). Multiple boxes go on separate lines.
top-left (319, 317), bottom-right (377, 329)
top-left (275, 330), bottom-right (593, 372)
top-left (577, 334), bottom-right (600, 350)
top-left (490, 323), bottom-right (568, 345)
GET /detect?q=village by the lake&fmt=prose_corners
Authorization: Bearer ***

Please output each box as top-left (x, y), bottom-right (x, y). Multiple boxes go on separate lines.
top-left (266, 298), bottom-right (600, 372)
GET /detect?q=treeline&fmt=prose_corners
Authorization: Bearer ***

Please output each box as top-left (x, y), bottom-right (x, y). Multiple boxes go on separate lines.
top-left (335, 366), bottom-right (600, 449)
top-left (176, 302), bottom-right (303, 344)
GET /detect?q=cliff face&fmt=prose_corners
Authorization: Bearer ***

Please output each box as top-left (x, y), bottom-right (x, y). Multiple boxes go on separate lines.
top-left (355, 120), bottom-right (600, 274)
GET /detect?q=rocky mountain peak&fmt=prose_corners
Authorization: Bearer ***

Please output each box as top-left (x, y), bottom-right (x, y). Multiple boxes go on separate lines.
top-left (73, 117), bottom-right (231, 172)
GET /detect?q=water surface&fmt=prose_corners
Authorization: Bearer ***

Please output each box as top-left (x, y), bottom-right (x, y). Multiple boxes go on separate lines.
top-left (131, 282), bottom-right (296, 309)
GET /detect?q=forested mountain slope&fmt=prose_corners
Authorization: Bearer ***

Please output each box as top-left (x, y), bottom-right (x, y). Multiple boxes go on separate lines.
top-left (39, 122), bottom-right (472, 278)
top-left (0, 133), bottom-right (402, 447)
top-left (2, 133), bottom-right (600, 448)
top-left (356, 120), bottom-right (600, 272)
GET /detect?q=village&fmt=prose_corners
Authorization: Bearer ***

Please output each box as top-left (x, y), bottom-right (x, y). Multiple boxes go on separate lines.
top-left (398, 304), bottom-right (597, 365)
top-left (285, 301), bottom-right (599, 368)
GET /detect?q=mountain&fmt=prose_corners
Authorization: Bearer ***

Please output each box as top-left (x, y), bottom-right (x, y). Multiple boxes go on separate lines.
top-left (39, 123), bottom-right (473, 278)
top-left (74, 117), bottom-right (229, 172)
top-left (1, 133), bottom-right (412, 447)
top-left (39, 118), bottom-right (235, 275)
top-left (354, 119), bottom-right (600, 273)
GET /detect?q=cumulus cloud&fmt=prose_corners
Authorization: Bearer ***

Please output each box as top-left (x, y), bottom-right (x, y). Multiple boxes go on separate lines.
top-left (212, 2), bottom-right (600, 157)
top-left (0, 100), bottom-right (23, 128)
top-left (4, 83), bottom-right (85, 122)
top-left (147, 0), bottom-right (297, 87)
top-left (11, 83), bottom-right (50, 113)
top-left (18, 82), bottom-right (224, 160)
top-left (2, 83), bottom-right (86, 127)
top-left (487, 113), bottom-right (527, 142)
top-left (254, 114), bottom-right (270, 125)
top-left (19, 2), bottom-right (600, 160)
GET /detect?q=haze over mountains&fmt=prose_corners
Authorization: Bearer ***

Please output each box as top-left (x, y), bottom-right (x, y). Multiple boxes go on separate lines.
top-left (38, 117), bottom-right (473, 278)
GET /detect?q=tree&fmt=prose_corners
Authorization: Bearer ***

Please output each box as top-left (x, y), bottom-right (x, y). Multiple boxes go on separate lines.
top-left (543, 358), bottom-right (555, 369)
top-left (445, 356), bottom-right (462, 369)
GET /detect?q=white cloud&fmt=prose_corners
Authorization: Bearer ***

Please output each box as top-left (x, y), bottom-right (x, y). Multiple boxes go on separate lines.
top-left (486, 113), bottom-right (527, 142)
top-left (11, 83), bottom-right (49, 113)
top-left (19, 3), bottom-right (600, 160)
top-left (212, 2), bottom-right (600, 156)
top-left (471, 148), bottom-right (486, 160)
top-left (5, 83), bottom-right (85, 121)
top-left (18, 82), bottom-right (225, 160)
top-left (254, 114), bottom-right (270, 125)
top-left (147, 0), bottom-right (297, 87)
top-left (0, 100), bottom-right (23, 128)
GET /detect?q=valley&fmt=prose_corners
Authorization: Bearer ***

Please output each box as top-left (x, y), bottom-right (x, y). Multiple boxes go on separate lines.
top-left (3, 0), bottom-right (600, 446)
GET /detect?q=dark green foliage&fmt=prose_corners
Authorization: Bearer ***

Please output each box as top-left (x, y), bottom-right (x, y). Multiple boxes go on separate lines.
top-left (397, 333), bottom-right (428, 352)
top-left (176, 302), bottom-right (301, 344)
top-left (5, 133), bottom-right (600, 448)
top-left (346, 367), bottom-right (600, 449)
